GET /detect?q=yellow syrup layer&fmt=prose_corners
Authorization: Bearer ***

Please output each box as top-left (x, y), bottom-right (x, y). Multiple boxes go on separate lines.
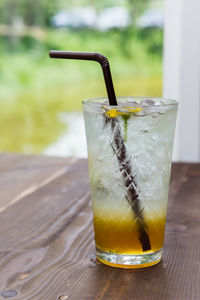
top-left (94, 214), bottom-right (166, 254)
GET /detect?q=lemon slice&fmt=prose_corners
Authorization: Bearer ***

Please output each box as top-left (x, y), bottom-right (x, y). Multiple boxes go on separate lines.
top-left (105, 107), bottom-right (142, 118)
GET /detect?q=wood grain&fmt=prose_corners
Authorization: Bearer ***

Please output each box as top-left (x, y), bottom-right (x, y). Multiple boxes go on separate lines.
top-left (0, 153), bottom-right (77, 211)
top-left (0, 154), bottom-right (199, 300)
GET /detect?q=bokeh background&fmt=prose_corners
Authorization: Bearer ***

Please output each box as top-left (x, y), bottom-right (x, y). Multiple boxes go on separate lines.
top-left (0, 0), bottom-right (164, 156)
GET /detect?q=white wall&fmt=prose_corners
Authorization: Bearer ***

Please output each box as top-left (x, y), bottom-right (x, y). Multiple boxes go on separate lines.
top-left (163, 0), bottom-right (200, 162)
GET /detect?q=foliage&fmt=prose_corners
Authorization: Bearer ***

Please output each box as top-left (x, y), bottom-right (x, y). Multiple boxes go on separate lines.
top-left (0, 0), bottom-right (59, 26)
top-left (0, 0), bottom-right (151, 27)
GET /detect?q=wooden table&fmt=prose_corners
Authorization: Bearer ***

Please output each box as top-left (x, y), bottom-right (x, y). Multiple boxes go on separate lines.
top-left (0, 153), bottom-right (199, 300)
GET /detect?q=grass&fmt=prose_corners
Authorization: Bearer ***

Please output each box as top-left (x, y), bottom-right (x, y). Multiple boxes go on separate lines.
top-left (0, 27), bottom-right (163, 153)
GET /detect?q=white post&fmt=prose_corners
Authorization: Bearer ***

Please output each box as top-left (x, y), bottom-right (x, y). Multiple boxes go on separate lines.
top-left (163, 0), bottom-right (200, 162)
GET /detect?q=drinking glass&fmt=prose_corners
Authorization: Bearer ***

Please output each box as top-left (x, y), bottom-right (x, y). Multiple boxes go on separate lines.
top-left (83, 97), bottom-right (178, 268)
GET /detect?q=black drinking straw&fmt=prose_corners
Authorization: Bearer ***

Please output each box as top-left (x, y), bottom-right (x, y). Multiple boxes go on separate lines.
top-left (49, 50), bottom-right (117, 106)
top-left (49, 50), bottom-right (151, 252)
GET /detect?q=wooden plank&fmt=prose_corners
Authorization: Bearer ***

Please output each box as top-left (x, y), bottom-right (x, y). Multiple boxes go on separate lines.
top-left (0, 156), bottom-right (199, 299)
top-left (0, 156), bottom-right (93, 300)
top-left (0, 153), bottom-right (77, 210)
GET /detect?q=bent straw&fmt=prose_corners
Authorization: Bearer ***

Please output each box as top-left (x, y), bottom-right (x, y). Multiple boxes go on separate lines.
top-left (49, 50), bottom-right (117, 106)
top-left (49, 50), bottom-right (151, 251)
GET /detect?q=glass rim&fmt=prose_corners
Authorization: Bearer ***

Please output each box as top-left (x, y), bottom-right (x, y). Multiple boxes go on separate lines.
top-left (82, 96), bottom-right (179, 108)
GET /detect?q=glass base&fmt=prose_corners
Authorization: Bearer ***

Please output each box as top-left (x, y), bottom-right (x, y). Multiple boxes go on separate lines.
top-left (96, 247), bottom-right (162, 269)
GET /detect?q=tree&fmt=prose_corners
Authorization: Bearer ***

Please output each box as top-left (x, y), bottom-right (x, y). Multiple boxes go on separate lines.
top-left (127, 0), bottom-right (150, 25)
top-left (0, 0), bottom-right (60, 27)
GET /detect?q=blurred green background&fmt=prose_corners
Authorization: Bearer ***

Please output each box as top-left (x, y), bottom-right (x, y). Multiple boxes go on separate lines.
top-left (0, 0), bottom-right (163, 154)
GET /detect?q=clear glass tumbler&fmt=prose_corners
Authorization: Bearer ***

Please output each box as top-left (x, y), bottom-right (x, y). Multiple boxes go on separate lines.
top-left (83, 97), bottom-right (178, 268)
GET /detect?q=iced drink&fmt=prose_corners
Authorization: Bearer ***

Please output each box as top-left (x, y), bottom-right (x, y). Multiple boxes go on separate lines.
top-left (83, 97), bottom-right (178, 268)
